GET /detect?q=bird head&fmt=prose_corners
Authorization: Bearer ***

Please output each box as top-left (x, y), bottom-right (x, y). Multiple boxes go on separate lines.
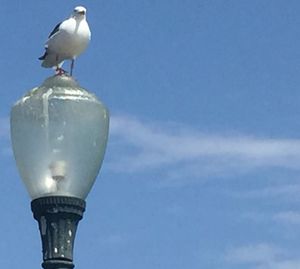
top-left (72, 6), bottom-right (87, 19)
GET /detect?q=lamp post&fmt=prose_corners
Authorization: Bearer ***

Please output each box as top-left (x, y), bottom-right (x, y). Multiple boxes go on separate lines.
top-left (10, 75), bottom-right (109, 269)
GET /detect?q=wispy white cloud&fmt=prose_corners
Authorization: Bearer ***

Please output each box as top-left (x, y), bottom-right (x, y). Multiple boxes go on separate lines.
top-left (108, 115), bottom-right (300, 183)
top-left (239, 210), bottom-right (300, 242)
top-left (235, 184), bottom-right (300, 202)
top-left (225, 243), bottom-right (281, 265)
top-left (241, 210), bottom-right (300, 228)
top-left (273, 211), bottom-right (300, 225)
top-left (224, 243), bottom-right (300, 269)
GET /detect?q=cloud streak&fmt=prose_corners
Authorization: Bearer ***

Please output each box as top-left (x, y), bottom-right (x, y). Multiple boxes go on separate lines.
top-left (273, 211), bottom-right (300, 225)
top-left (224, 243), bottom-right (300, 269)
top-left (108, 115), bottom-right (300, 182)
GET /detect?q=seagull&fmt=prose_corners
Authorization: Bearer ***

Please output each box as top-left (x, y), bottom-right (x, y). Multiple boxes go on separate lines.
top-left (39, 6), bottom-right (91, 76)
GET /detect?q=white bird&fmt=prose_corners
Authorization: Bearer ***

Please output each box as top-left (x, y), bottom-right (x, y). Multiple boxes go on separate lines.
top-left (39, 6), bottom-right (91, 76)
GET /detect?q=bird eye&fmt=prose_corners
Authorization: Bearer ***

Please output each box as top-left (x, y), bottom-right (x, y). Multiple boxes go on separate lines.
top-left (74, 9), bottom-right (85, 15)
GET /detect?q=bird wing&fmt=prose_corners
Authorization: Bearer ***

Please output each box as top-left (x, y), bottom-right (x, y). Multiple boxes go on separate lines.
top-left (48, 22), bottom-right (62, 38)
top-left (38, 22), bottom-right (61, 61)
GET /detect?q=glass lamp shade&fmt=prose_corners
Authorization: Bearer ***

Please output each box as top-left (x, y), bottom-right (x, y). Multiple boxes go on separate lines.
top-left (10, 75), bottom-right (109, 200)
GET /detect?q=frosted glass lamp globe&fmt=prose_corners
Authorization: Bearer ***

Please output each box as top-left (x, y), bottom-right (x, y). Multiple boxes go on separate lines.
top-left (10, 75), bottom-right (109, 200)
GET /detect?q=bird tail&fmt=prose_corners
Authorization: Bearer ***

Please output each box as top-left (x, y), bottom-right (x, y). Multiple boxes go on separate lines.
top-left (39, 53), bottom-right (60, 68)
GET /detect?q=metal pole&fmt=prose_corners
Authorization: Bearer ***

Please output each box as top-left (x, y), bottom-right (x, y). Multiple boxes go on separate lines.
top-left (31, 196), bottom-right (86, 269)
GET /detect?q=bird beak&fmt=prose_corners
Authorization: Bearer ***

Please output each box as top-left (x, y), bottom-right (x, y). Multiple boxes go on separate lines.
top-left (78, 11), bottom-right (85, 15)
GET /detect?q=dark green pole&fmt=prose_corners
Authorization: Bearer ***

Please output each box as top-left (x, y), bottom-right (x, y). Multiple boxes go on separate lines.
top-left (31, 196), bottom-right (86, 269)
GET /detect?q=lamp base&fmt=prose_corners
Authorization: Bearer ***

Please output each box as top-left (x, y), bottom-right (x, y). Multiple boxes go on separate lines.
top-left (31, 196), bottom-right (86, 269)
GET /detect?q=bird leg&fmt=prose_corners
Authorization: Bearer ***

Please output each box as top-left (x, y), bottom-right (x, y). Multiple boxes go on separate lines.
top-left (54, 54), bottom-right (67, 75)
top-left (70, 59), bottom-right (75, 76)
top-left (55, 67), bottom-right (67, 76)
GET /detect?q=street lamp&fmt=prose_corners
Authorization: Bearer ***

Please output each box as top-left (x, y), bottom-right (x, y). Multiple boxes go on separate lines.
top-left (10, 75), bottom-right (109, 269)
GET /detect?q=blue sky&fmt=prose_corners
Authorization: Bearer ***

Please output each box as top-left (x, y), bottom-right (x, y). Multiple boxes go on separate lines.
top-left (1, 0), bottom-right (300, 268)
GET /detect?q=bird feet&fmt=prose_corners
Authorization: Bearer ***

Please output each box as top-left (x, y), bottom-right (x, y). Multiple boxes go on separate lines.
top-left (55, 67), bottom-right (67, 76)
